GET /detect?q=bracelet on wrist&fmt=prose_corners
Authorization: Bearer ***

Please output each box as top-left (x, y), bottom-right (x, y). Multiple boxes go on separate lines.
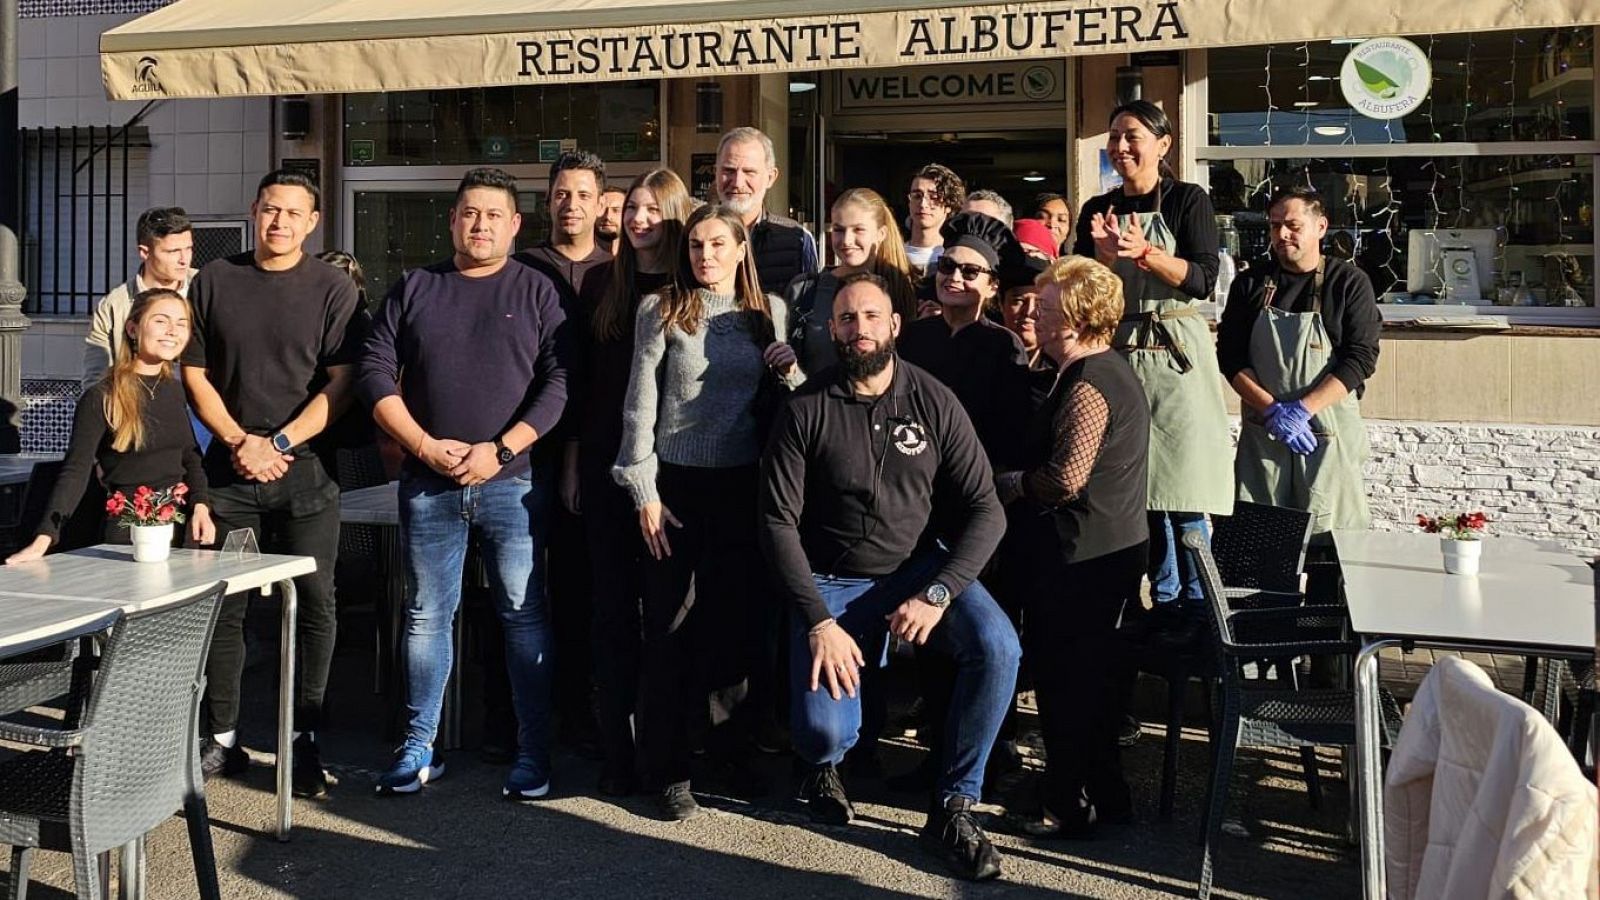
top-left (808, 618), bottom-right (835, 636)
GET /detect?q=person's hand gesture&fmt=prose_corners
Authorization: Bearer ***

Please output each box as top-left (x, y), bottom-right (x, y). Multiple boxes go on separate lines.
top-left (638, 500), bottom-right (682, 560)
top-left (808, 620), bottom-right (865, 700)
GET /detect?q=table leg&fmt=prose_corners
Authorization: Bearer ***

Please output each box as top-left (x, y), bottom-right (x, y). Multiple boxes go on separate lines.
top-left (117, 838), bottom-right (144, 900)
top-left (1353, 639), bottom-right (1395, 900)
top-left (276, 578), bottom-right (298, 842)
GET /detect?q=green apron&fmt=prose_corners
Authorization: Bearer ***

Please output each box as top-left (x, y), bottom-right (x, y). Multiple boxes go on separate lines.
top-left (1233, 259), bottom-right (1372, 539)
top-left (1110, 199), bottom-right (1234, 515)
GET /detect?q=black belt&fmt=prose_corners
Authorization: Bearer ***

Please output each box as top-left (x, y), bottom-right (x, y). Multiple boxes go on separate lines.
top-left (1116, 306), bottom-right (1200, 374)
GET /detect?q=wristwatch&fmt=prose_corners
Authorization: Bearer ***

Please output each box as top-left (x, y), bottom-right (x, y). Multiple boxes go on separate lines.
top-left (270, 432), bottom-right (293, 454)
top-left (493, 439), bottom-right (516, 465)
top-left (922, 582), bottom-right (952, 609)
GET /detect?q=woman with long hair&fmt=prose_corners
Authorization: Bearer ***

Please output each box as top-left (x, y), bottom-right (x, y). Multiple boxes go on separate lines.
top-left (783, 188), bottom-right (918, 376)
top-left (612, 203), bottom-right (801, 821)
top-left (1072, 99), bottom-right (1232, 645)
top-left (996, 257), bottom-right (1150, 838)
top-left (7, 288), bottom-right (214, 563)
top-left (580, 168), bottom-right (694, 798)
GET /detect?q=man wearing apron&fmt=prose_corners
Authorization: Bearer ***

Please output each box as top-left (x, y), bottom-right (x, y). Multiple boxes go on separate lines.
top-left (1100, 184), bottom-right (1235, 643)
top-left (1218, 186), bottom-right (1381, 547)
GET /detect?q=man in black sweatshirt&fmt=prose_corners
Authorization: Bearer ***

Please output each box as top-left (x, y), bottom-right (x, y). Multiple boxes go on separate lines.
top-left (359, 168), bottom-right (572, 802)
top-left (757, 272), bottom-right (1019, 882)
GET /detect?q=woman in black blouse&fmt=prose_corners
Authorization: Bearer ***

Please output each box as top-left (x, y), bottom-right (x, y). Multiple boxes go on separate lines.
top-left (996, 256), bottom-right (1150, 838)
top-left (8, 288), bottom-right (213, 563)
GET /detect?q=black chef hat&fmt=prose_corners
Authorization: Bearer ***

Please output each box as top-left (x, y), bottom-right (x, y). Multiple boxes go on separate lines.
top-left (1009, 253), bottom-right (1050, 291)
top-left (941, 211), bottom-right (1036, 289)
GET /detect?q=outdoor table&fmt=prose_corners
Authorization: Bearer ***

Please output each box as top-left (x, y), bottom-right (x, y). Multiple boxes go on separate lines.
top-left (0, 593), bottom-right (123, 657)
top-left (0, 545), bottom-right (317, 842)
top-left (0, 453), bottom-right (63, 488)
top-left (1334, 529), bottom-right (1593, 900)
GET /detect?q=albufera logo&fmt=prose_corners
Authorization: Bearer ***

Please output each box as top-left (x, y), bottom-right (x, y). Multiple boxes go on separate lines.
top-left (133, 57), bottom-right (163, 94)
top-left (1340, 38), bottom-right (1430, 120)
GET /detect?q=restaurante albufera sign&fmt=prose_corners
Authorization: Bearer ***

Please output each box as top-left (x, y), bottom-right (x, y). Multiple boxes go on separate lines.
top-left (99, 0), bottom-right (1600, 100)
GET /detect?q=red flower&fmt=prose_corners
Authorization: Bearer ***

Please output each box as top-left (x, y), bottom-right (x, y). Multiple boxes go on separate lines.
top-left (105, 492), bottom-right (127, 517)
top-left (173, 483), bottom-right (188, 498)
top-left (133, 498), bottom-right (153, 521)
top-left (157, 505), bottom-right (175, 523)
top-left (134, 485), bottom-right (152, 498)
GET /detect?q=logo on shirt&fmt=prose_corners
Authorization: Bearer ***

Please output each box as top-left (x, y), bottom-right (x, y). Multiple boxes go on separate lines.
top-left (891, 420), bottom-right (928, 456)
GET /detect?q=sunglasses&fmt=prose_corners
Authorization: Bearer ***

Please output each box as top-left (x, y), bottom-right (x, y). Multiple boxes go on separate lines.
top-left (936, 257), bottom-right (995, 280)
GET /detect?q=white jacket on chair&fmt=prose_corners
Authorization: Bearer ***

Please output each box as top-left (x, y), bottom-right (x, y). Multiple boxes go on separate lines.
top-left (1384, 655), bottom-right (1597, 900)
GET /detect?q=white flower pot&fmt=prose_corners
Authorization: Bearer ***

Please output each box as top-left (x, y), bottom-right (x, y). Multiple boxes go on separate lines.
top-left (130, 523), bottom-right (174, 563)
top-left (1440, 537), bottom-right (1481, 576)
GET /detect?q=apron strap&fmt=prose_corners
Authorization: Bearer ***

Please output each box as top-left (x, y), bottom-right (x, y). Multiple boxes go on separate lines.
top-left (1260, 257), bottom-right (1327, 314)
top-left (1117, 306), bottom-right (1200, 373)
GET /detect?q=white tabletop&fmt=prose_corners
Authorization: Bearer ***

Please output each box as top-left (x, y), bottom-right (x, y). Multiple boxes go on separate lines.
top-left (0, 593), bottom-right (124, 655)
top-left (0, 546), bottom-right (318, 613)
top-left (1334, 530), bottom-right (1593, 654)
top-left (0, 454), bottom-right (63, 487)
top-left (340, 482), bottom-right (398, 527)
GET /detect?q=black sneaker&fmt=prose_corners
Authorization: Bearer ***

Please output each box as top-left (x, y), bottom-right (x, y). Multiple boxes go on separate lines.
top-left (657, 781), bottom-right (703, 822)
top-left (199, 739), bottom-right (249, 781)
top-left (797, 764), bottom-right (854, 825)
top-left (920, 795), bottom-right (1003, 881)
top-left (292, 735), bottom-right (330, 799)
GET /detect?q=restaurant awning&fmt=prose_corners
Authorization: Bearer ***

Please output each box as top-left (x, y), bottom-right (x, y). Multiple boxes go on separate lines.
top-left (100, 0), bottom-right (1600, 100)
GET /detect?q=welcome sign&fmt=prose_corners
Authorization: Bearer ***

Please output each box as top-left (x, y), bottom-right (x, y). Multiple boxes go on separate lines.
top-left (100, 0), bottom-right (1600, 100)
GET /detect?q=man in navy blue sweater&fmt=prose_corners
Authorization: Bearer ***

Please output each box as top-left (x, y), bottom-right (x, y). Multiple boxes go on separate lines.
top-left (358, 168), bottom-right (573, 800)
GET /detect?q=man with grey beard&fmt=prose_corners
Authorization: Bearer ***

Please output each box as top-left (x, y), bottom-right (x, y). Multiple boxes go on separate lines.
top-left (714, 126), bottom-right (818, 294)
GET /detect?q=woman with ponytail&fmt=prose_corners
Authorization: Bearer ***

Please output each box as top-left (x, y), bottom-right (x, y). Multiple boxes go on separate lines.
top-left (7, 288), bottom-right (213, 563)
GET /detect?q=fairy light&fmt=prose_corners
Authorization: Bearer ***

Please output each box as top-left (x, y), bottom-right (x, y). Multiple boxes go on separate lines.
top-left (1453, 35), bottom-right (1474, 227)
top-left (1260, 44), bottom-right (1275, 146)
top-left (1298, 42), bottom-right (1312, 144)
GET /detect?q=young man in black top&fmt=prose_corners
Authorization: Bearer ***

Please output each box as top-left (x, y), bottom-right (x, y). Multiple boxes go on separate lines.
top-left (758, 272), bottom-right (1019, 882)
top-left (182, 169), bottom-right (367, 798)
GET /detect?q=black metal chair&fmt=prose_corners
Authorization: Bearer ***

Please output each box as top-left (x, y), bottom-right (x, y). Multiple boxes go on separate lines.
top-left (1187, 531), bottom-right (1402, 900)
top-left (0, 582), bottom-right (227, 900)
top-left (1142, 502), bottom-right (1317, 820)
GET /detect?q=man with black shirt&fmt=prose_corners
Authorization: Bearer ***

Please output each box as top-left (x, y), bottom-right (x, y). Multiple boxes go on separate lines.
top-left (758, 273), bottom-right (1019, 882)
top-left (596, 185), bottom-right (625, 256)
top-left (1218, 186), bottom-right (1380, 539)
top-left (182, 170), bottom-right (367, 797)
top-left (715, 127), bottom-right (817, 294)
top-left (360, 168), bottom-right (571, 800)
top-left (515, 149), bottom-right (611, 759)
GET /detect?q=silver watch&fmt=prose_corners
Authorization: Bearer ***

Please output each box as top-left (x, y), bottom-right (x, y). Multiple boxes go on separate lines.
top-left (922, 582), bottom-right (952, 608)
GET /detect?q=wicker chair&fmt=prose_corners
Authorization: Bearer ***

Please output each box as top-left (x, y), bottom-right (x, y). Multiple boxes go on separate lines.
top-left (1142, 502), bottom-right (1317, 820)
top-left (1187, 531), bottom-right (1402, 900)
top-left (0, 582), bottom-right (227, 900)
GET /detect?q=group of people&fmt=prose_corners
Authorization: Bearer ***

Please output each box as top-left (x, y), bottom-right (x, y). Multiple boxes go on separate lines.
top-left (11, 98), bottom-right (1382, 883)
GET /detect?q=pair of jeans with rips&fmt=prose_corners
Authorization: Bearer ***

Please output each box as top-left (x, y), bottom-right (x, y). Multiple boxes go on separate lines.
top-left (399, 468), bottom-right (553, 777)
top-left (789, 549), bottom-right (1020, 803)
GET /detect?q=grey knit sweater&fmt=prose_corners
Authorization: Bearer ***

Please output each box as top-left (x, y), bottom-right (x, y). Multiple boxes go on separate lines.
top-left (612, 289), bottom-right (801, 508)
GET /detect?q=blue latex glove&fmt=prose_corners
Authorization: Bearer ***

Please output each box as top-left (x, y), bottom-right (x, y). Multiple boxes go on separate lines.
top-left (1263, 402), bottom-right (1298, 443)
top-left (1284, 421), bottom-right (1318, 455)
top-left (1268, 399), bottom-right (1312, 433)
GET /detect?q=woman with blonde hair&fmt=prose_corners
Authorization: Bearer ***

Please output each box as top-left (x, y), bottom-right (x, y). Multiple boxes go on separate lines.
top-left (995, 256), bottom-right (1150, 838)
top-left (613, 203), bottom-right (802, 820)
top-left (783, 188), bottom-right (918, 375)
top-left (575, 167), bottom-right (694, 798)
top-left (8, 288), bottom-right (214, 563)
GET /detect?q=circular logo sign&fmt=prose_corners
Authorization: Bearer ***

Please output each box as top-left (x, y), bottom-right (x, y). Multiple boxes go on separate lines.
top-left (1021, 65), bottom-right (1057, 101)
top-left (1340, 38), bottom-right (1431, 120)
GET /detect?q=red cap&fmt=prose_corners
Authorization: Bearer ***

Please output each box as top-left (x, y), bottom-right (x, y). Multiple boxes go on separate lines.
top-left (1013, 218), bottom-right (1058, 259)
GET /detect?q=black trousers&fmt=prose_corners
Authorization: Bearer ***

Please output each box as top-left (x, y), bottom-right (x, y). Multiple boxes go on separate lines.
top-left (548, 499), bottom-right (595, 730)
top-left (202, 454), bottom-right (341, 735)
top-left (582, 459), bottom-right (645, 773)
top-left (1026, 540), bottom-right (1148, 817)
top-left (636, 463), bottom-right (759, 788)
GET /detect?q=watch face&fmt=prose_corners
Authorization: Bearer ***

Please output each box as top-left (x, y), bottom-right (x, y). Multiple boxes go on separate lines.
top-left (926, 584), bottom-right (951, 607)
top-left (497, 447), bottom-right (515, 464)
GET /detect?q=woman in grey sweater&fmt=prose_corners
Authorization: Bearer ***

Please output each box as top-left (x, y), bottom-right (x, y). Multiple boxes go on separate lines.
top-left (613, 203), bottom-right (802, 821)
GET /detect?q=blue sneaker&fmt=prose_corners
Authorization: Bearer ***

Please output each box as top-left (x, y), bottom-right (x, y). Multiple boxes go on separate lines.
top-left (502, 756), bottom-right (550, 801)
top-left (376, 744), bottom-right (444, 795)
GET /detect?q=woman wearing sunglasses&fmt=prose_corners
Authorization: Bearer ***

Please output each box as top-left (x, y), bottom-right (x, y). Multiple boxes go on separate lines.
top-left (1073, 99), bottom-right (1232, 645)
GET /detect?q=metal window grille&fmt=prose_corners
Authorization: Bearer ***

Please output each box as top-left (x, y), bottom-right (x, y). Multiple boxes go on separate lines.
top-left (189, 220), bottom-right (251, 269)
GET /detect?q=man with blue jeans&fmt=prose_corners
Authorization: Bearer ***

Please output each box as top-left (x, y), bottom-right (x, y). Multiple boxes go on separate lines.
top-left (358, 167), bottom-right (572, 799)
top-left (759, 273), bottom-right (1019, 881)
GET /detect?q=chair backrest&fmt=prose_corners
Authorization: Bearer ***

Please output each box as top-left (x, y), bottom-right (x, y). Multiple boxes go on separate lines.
top-left (337, 445), bottom-right (388, 560)
top-left (1185, 529), bottom-right (1237, 660)
top-left (72, 581), bottom-right (226, 854)
top-left (1210, 501), bottom-right (1313, 593)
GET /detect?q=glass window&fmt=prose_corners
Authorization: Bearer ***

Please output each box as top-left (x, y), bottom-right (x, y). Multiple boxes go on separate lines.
top-left (344, 82), bottom-right (660, 166)
top-left (1208, 29), bottom-right (1594, 146)
top-left (1206, 155), bottom-right (1594, 306)
top-left (351, 190), bottom-right (549, 301)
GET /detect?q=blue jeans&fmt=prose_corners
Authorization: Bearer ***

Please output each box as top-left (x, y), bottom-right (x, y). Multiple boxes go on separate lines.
top-left (400, 470), bottom-right (553, 775)
top-left (790, 550), bottom-right (1020, 803)
top-left (1148, 511), bottom-right (1210, 606)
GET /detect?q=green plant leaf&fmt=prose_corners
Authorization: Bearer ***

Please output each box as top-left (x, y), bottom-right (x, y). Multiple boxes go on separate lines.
top-left (1353, 59), bottom-right (1400, 95)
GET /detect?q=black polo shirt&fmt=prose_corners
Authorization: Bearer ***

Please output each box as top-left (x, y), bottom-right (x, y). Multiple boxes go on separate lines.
top-left (758, 357), bottom-right (1005, 627)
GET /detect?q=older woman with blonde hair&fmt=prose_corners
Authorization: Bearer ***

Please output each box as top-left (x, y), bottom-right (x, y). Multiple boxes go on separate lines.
top-left (996, 255), bottom-right (1151, 838)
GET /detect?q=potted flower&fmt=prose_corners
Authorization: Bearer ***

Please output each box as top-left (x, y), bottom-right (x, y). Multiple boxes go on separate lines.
top-left (1416, 510), bottom-right (1489, 575)
top-left (107, 483), bottom-right (188, 563)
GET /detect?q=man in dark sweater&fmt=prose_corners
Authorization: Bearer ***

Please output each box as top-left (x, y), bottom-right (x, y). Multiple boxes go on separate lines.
top-left (1218, 186), bottom-right (1380, 541)
top-left (758, 273), bottom-right (1019, 882)
top-left (715, 127), bottom-right (817, 294)
top-left (360, 168), bottom-right (571, 801)
top-left (514, 149), bottom-right (611, 759)
top-left (182, 169), bottom-right (367, 798)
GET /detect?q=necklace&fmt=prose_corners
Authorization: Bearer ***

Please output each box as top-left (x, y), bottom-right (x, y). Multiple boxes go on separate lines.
top-left (137, 375), bottom-right (158, 400)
